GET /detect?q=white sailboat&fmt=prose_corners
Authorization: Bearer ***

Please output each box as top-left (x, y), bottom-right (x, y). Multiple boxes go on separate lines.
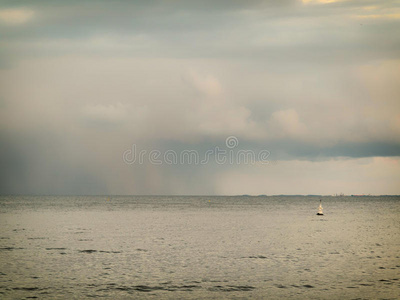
top-left (317, 199), bottom-right (323, 215)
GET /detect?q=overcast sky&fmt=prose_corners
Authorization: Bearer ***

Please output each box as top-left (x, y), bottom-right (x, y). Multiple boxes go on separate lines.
top-left (1, 0), bottom-right (399, 195)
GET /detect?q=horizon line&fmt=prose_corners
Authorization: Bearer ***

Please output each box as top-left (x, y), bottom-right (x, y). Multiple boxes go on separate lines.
top-left (1, 194), bottom-right (399, 197)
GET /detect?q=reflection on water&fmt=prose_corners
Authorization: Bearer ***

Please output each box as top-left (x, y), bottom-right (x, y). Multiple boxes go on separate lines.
top-left (0, 196), bottom-right (399, 299)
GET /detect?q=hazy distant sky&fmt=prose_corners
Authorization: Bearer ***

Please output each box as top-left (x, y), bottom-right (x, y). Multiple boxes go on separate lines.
top-left (1, 0), bottom-right (399, 195)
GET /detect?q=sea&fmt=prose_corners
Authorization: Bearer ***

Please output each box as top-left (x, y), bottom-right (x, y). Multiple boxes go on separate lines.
top-left (0, 195), bottom-right (399, 299)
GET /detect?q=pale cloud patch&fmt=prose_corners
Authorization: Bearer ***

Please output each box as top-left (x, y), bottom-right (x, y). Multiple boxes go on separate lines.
top-left (354, 14), bottom-right (400, 19)
top-left (183, 71), bottom-right (224, 98)
top-left (183, 71), bottom-right (265, 139)
top-left (301, 0), bottom-right (347, 4)
top-left (268, 109), bottom-right (308, 140)
top-left (352, 5), bottom-right (400, 19)
top-left (81, 103), bottom-right (128, 125)
top-left (362, 6), bottom-right (379, 11)
top-left (215, 157), bottom-right (400, 195)
top-left (0, 8), bottom-right (34, 25)
top-left (1, 34), bottom-right (159, 58)
top-left (356, 60), bottom-right (400, 142)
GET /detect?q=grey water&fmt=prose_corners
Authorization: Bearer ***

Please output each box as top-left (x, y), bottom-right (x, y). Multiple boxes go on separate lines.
top-left (0, 195), bottom-right (399, 299)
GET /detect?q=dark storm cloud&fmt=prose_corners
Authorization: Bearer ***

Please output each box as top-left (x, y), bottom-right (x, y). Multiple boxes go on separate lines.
top-left (0, 131), bottom-right (108, 195)
top-left (257, 140), bottom-right (400, 160)
top-left (1, 0), bottom-right (399, 63)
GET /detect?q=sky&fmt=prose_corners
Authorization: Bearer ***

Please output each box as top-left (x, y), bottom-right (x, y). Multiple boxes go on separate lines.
top-left (0, 0), bottom-right (399, 195)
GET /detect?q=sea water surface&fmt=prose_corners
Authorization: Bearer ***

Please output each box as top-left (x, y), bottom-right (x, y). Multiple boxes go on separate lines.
top-left (0, 195), bottom-right (399, 299)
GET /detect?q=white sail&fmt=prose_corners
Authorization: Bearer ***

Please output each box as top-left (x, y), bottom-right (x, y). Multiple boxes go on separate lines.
top-left (317, 200), bottom-right (323, 215)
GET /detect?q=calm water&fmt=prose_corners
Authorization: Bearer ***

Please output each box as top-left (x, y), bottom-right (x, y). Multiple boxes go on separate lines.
top-left (0, 196), bottom-right (399, 299)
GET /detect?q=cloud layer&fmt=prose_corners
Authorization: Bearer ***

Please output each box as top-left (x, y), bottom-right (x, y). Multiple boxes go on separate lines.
top-left (0, 0), bottom-right (399, 195)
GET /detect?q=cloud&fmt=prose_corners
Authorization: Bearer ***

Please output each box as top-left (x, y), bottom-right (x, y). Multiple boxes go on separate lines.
top-left (354, 14), bottom-right (400, 19)
top-left (216, 157), bottom-right (400, 195)
top-left (181, 71), bottom-right (265, 139)
top-left (0, 8), bottom-right (34, 25)
top-left (0, 0), bottom-right (399, 195)
top-left (1, 0), bottom-right (399, 64)
top-left (268, 109), bottom-right (308, 139)
top-left (301, 0), bottom-right (347, 4)
top-left (183, 72), bottom-right (223, 98)
top-left (81, 103), bottom-right (128, 125)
